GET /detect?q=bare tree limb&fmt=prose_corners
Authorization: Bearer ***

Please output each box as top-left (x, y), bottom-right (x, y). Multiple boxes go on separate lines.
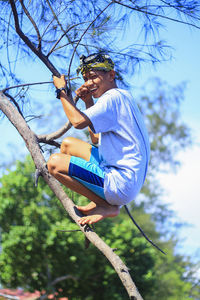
top-left (0, 91), bottom-right (144, 300)
top-left (36, 95), bottom-right (79, 143)
top-left (37, 121), bottom-right (72, 142)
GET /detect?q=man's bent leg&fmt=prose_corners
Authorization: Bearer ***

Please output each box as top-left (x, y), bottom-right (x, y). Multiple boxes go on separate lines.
top-left (60, 137), bottom-right (97, 210)
top-left (47, 153), bottom-right (119, 224)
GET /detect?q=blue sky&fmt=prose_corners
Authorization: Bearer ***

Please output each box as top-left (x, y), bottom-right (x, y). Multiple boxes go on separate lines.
top-left (1, 15), bottom-right (200, 263)
top-left (133, 21), bottom-right (200, 260)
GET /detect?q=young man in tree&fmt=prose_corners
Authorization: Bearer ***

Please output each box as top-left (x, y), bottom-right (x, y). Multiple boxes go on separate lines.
top-left (47, 53), bottom-right (150, 225)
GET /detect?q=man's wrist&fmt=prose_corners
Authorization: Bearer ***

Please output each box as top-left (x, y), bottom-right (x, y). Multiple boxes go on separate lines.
top-left (56, 87), bottom-right (68, 99)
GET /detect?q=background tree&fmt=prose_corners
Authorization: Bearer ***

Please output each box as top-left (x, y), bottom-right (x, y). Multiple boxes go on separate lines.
top-left (0, 0), bottom-right (200, 298)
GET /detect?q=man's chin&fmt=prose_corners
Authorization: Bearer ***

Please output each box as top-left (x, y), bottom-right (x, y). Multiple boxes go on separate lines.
top-left (92, 90), bottom-right (103, 98)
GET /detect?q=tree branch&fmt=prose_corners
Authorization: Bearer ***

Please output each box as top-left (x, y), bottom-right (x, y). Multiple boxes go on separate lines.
top-left (0, 92), bottom-right (144, 300)
top-left (37, 121), bottom-right (72, 143)
top-left (36, 95), bottom-right (79, 143)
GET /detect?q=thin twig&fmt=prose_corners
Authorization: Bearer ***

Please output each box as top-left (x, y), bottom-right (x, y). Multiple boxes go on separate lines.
top-left (50, 40), bottom-right (80, 53)
top-left (57, 229), bottom-right (81, 232)
top-left (40, 140), bottom-right (61, 148)
top-left (3, 81), bottom-right (52, 93)
top-left (41, 5), bottom-right (69, 40)
top-left (124, 205), bottom-right (166, 255)
top-left (45, 0), bottom-right (65, 32)
top-left (51, 274), bottom-right (77, 285)
top-left (160, 0), bottom-right (200, 22)
top-left (2, 77), bottom-right (80, 93)
top-left (113, 0), bottom-right (200, 30)
top-left (25, 114), bottom-right (43, 122)
top-left (19, 0), bottom-right (42, 50)
top-left (47, 23), bottom-right (88, 57)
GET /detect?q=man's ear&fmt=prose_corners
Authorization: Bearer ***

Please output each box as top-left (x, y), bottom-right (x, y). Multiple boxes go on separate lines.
top-left (109, 70), bottom-right (116, 82)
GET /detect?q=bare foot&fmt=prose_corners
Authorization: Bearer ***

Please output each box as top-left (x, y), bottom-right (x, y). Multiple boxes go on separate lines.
top-left (76, 201), bottom-right (97, 215)
top-left (78, 205), bottom-right (120, 225)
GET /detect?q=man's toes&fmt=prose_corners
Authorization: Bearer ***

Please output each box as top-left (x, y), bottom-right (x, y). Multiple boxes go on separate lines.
top-left (78, 217), bottom-right (89, 225)
top-left (78, 216), bottom-right (96, 225)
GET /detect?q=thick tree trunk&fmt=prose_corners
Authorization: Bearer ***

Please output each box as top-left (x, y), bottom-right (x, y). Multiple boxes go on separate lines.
top-left (0, 91), bottom-right (143, 300)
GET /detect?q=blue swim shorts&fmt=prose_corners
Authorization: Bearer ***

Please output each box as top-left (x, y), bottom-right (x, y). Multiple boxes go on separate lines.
top-left (68, 146), bottom-right (106, 200)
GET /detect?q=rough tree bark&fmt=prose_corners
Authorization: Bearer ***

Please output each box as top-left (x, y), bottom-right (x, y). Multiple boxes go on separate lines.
top-left (0, 91), bottom-right (143, 300)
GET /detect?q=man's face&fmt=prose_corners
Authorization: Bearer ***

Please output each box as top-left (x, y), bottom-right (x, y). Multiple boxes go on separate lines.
top-left (82, 69), bottom-right (115, 98)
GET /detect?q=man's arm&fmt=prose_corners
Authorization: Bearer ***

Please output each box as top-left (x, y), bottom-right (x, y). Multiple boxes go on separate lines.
top-left (53, 75), bottom-right (91, 129)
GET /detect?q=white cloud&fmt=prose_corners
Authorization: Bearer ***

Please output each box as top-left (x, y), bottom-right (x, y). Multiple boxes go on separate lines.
top-left (158, 145), bottom-right (200, 258)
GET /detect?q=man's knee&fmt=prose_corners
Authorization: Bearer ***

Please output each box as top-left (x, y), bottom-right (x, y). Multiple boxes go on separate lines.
top-left (47, 153), bottom-right (61, 175)
top-left (60, 137), bottom-right (77, 154)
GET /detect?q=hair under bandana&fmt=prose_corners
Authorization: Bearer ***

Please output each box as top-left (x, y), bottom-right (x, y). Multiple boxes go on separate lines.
top-left (76, 53), bottom-right (114, 75)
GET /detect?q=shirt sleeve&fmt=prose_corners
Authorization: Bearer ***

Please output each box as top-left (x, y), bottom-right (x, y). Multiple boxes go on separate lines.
top-left (83, 92), bottom-right (118, 133)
